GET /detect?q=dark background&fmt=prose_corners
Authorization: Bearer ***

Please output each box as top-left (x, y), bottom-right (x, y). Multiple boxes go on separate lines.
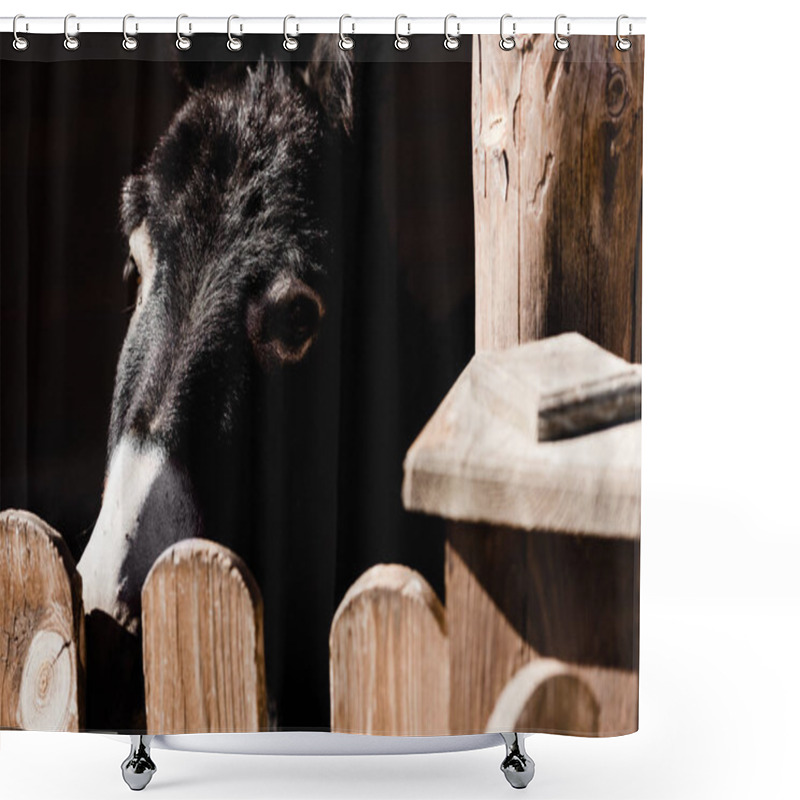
top-left (1, 35), bottom-right (475, 729)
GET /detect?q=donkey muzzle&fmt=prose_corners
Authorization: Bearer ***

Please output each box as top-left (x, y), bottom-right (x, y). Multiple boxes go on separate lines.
top-left (77, 434), bottom-right (201, 635)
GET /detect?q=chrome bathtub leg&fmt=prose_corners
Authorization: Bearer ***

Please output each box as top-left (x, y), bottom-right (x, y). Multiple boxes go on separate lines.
top-left (121, 735), bottom-right (157, 791)
top-left (499, 732), bottom-right (535, 789)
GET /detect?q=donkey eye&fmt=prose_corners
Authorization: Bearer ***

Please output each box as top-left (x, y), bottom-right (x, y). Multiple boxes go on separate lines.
top-left (123, 254), bottom-right (139, 282)
top-left (246, 277), bottom-right (325, 369)
top-left (281, 295), bottom-right (320, 346)
top-left (122, 222), bottom-right (155, 313)
top-left (123, 255), bottom-right (144, 312)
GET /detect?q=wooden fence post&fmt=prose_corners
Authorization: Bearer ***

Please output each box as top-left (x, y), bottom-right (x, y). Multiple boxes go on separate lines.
top-left (400, 32), bottom-right (644, 735)
top-left (329, 564), bottom-right (449, 735)
top-left (141, 538), bottom-right (268, 733)
top-left (472, 34), bottom-right (643, 361)
top-left (0, 510), bottom-right (85, 731)
top-left (403, 334), bottom-right (641, 735)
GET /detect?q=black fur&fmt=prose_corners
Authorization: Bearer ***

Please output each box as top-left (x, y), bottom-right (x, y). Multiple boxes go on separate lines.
top-left (87, 41), bottom-right (354, 728)
top-left (113, 47), bottom-right (350, 461)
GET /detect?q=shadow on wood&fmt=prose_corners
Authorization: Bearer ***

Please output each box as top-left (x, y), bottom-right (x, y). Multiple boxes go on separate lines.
top-left (329, 564), bottom-right (449, 735)
top-left (0, 509), bottom-right (85, 731)
top-left (448, 523), bottom-right (639, 670)
top-left (141, 538), bottom-right (268, 733)
top-left (446, 522), bottom-right (639, 735)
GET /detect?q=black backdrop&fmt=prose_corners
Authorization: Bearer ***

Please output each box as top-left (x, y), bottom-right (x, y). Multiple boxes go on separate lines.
top-left (0, 35), bottom-right (475, 729)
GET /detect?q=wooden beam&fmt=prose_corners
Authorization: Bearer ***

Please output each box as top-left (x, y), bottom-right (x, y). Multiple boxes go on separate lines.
top-left (403, 333), bottom-right (642, 538)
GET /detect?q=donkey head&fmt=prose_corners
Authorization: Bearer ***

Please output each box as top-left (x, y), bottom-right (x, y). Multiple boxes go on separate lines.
top-left (77, 45), bottom-right (352, 636)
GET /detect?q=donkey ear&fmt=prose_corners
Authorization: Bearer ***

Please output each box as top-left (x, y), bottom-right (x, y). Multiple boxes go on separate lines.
top-left (302, 35), bottom-right (354, 134)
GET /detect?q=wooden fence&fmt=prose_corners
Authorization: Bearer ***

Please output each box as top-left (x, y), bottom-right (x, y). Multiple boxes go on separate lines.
top-left (1, 33), bottom-right (642, 738)
top-left (0, 332), bottom-right (639, 737)
top-left (0, 514), bottom-right (451, 734)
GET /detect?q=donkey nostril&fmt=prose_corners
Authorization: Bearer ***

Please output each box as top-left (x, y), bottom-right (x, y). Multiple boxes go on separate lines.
top-left (111, 598), bottom-right (140, 635)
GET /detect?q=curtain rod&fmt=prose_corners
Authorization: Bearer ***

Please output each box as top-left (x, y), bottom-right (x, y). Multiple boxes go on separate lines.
top-left (0, 16), bottom-right (646, 36)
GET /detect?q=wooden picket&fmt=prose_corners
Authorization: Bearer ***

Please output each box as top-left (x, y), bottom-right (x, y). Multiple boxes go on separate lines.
top-left (329, 564), bottom-right (449, 735)
top-left (0, 509), bottom-right (85, 731)
top-left (141, 538), bottom-right (268, 734)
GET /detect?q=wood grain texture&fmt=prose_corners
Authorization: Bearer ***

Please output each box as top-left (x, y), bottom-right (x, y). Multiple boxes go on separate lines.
top-left (141, 538), bottom-right (267, 734)
top-left (446, 522), bottom-right (639, 735)
top-left (0, 509), bottom-right (85, 731)
top-left (486, 657), bottom-right (637, 736)
top-left (403, 334), bottom-right (642, 538)
top-left (472, 34), bottom-right (644, 361)
top-left (420, 35), bottom-right (644, 737)
top-left (329, 564), bottom-right (449, 735)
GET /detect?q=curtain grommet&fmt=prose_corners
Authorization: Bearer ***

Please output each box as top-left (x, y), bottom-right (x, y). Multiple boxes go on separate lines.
top-left (394, 15), bottom-right (410, 51)
top-left (283, 15), bottom-right (299, 51)
top-left (12, 14), bottom-right (29, 51)
top-left (443, 14), bottom-right (460, 51)
top-left (176, 13), bottom-right (192, 51)
top-left (554, 14), bottom-right (570, 51)
top-left (63, 13), bottom-right (80, 51)
top-left (122, 14), bottom-right (138, 51)
top-left (339, 14), bottom-right (355, 50)
top-left (227, 15), bottom-right (242, 51)
top-left (616, 14), bottom-right (632, 51)
top-left (499, 14), bottom-right (516, 50)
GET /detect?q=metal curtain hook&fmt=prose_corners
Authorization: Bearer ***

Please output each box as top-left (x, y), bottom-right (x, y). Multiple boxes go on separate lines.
top-left (395, 14), bottom-right (410, 50)
top-left (176, 14), bottom-right (191, 50)
top-left (499, 14), bottom-right (516, 50)
top-left (443, 14), bottom-right (460, 51)
top-left (12, 14), bottom-right (29, 51)
top-left (283, 15), bottom-right (299, 50)
top-left (122, 14), bottom-right (138, 51)
top-left (227, 15), bottom-right (242, 51)
top-left (616, 14), bottom-right (632, 51)
top-left (339, 14), bottom-right (354, 50)
top-left (64, 13), bottom-right (79, 51)
top-left (554, 14), bottom-right (570, 51)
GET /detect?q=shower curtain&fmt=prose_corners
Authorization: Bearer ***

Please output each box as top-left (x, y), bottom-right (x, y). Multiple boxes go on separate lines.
top-left (0, 30), bottom-right (643, 737)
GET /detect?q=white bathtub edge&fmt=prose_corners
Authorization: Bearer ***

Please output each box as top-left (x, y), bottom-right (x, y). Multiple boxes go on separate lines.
top-left (102, 731), bottom-right (512, 756)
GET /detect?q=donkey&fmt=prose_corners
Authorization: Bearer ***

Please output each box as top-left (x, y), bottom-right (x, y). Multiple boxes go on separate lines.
top-left (76, 40), bottom-right (353, 645)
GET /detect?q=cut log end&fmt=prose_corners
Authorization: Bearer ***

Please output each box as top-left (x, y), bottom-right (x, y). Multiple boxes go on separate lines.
top-left (19, 630), bottom-right (77, 731)
top-left (0, 509), bottom-right (84, 732)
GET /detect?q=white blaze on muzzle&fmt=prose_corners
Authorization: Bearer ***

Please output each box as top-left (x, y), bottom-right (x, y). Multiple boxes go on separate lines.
top-left (77, 435), bottom-right (200, 635)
